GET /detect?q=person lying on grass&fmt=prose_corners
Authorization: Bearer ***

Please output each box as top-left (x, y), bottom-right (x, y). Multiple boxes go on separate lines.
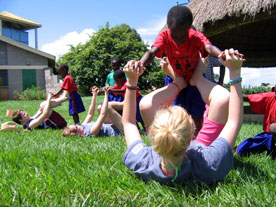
top-left (62, 86), bottom-right (123, 137)
top-left (12, 92), bottom-right (67, 130)
top-left (121, 48), bottom-right (244, 184)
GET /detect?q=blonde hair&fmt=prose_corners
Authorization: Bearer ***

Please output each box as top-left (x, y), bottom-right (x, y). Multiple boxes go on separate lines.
top-left (149, 105), bottom-right (195, 159)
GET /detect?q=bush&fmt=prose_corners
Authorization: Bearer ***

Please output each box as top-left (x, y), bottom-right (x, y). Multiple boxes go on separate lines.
top-left (242, 86), bottom-right (271, 94)
top-left (14, 86), bottom-right (46, 100)
top-left (223, 84), bottom-right (272, 94)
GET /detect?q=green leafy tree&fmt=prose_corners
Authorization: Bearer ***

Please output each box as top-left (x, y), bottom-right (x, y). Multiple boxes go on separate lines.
top-left (57, 23), bottom-right (164, 95)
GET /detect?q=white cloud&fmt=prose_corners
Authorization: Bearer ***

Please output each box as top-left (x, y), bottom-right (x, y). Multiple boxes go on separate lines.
top-left (137, 17), bottom-right (166, 36)
top-left (137, 17), bottom-right (166, 47)
top-left (41, 28), bottom-right (95, 59)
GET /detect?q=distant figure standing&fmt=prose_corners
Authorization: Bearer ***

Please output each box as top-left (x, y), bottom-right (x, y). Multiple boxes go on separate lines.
top-left (53, 64), bottom-right (85, 125)
top-left (105, 58), bottom-right (122, 87)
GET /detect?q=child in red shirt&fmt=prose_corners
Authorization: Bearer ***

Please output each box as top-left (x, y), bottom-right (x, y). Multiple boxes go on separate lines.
top-left (138, 5), bottom-right (222, 133)
top-left (55, 64), bottom-right (85, 125)
top-left (97, 70), bottom-right (143, 128)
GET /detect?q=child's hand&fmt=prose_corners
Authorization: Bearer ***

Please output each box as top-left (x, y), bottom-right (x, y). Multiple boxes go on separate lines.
top-left (123, 60), bottom-right (145, 85)
top-left (90, 86), bottom-right (99, 96)
top-left (47, 92), bottom-right (54, 100)
top-left (103, 86), bottom-right (110, 95)
top-left (219, 49), bottom-right (243, 71)
top-left (48, 90), bottom-right (56, 97)
top-left (219, 50), bottom-right (245, 62)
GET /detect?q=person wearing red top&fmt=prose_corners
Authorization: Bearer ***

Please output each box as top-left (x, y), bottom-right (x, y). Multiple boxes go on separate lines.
top-left (236, 92), bottom-right (276, 155)
top-left (246, 92), bottom-right (276, 133)
top-left (136, 5), bottom-right (222, 135)
top-left (97, 70), bottom-right (143, 129)
top-left (153, 28), bottom-right (211, 81)
top-left (53, 64), bottom-right (85, 125)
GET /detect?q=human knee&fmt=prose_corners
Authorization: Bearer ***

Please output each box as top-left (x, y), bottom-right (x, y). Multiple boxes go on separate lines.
top-left (211, 86), bottom-right (230, 106)
top-left (139, 95), bottom-right (152, 113)
top-left (97, 103), bottom-right (103, 112)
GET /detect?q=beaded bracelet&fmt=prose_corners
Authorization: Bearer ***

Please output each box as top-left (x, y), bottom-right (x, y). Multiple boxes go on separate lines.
top-left (228, 77), bottom-right (242, 85)
top-left (126, 85), bottom-right (137, 90)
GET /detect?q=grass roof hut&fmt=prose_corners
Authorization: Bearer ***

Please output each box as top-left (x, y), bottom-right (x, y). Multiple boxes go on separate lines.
top-left (185, 0), bottom-right (276, 67)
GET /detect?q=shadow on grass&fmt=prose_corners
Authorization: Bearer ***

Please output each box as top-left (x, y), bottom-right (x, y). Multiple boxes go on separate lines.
top-left (149, 154), bottom-right (275, 198)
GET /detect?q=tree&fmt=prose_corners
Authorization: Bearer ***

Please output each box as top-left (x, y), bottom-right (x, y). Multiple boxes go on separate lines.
top-left (57, 23), bottom-right (165, 95)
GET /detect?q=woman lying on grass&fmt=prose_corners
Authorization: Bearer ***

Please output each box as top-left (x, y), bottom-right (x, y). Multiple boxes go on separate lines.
top-left (62, 86), bottom-right (123, 137)
top-left (122, 48), bottom-right (244, 184)
top-left (12, 92), bottom-right (67, 130)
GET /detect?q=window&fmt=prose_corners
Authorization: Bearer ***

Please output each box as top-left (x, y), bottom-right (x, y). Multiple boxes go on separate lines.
top-left (0, 70), bottom-right (8, 86)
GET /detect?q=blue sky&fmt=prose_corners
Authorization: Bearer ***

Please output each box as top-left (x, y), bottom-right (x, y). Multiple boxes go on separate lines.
top-left (1, 0), bottom-right (275, 87)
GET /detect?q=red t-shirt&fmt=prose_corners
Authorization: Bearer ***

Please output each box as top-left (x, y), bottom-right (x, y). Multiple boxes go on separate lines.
top-left (152, 28), bottom-right (211, 81)
top-left (61, 74), bottom-right (78, 95)
top-left (111, 81), bottom-right (141, 98)
top-left (248, 92), bottom-right (276, 133)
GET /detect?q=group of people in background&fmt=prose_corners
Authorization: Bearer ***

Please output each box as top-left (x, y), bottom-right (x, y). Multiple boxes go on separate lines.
top-left (5, 5), bottom-right (275, 185)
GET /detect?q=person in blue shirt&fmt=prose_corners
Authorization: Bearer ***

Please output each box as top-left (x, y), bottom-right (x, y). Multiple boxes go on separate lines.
top-left (62, 86), bottom-right (123, 137)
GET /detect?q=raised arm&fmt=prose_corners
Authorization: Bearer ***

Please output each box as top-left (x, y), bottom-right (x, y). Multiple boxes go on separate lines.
top-left (28, 92), bottom-right (53, 129)
top-left (140, 47), bottom-right (159, 67)
top-left (122, 60), bottom-right (145, 148)
top-left (205, 44), bottom-right (222, 58)
top-left (88, 87), bottom-right (109, 135)
top-left (219, 49), bottom-right (244, 148)
top-left (82, 86), bottom-right (99, 125)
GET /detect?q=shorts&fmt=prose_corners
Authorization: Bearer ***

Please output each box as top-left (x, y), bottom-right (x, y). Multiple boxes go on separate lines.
top-left (46, 110), bottom-right (67, 129)
top-left (69, 91), bottom-right (85, 116)
top-left (236, 132), bottom-right (276, 155)
top-left (195, 116), bottom-right (225, 146)
top-left (165, 75), bottom-right (205, 117)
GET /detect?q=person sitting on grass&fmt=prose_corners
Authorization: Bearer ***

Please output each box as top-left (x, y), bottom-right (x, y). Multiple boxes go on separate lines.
top-left (121, 48), bottom-right (244, 184)
top-left (62, 86), bottom-right (123, 137)
top-left (98, 70), bottom-right (144, 129)
top-left (12, 92), bottom-right (67, 130)
top-left (236, 92), bottom-right (276, 155)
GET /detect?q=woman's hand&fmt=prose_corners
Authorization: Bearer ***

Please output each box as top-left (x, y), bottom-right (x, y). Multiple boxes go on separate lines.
top-left (218, 49), bottom-right (244, 71)
top-left (90, 86), bottom-right (99, 96)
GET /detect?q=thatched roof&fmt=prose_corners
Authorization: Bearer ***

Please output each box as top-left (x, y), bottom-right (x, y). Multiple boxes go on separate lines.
top-left (187, 0), bottom-right (276, 67)
top-left (188, 0), bottom-right (276, 35)
top-left (163, 1), bottom-right (276, 67)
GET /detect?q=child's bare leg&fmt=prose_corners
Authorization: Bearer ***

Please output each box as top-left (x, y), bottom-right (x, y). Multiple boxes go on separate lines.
top-left (73, 114), bottom-right (80, 125)
top-left (190, 59), bottom-right (229, 124)
top-left (97, 101), bottom-right (124, 124)
top-left (48, 91), bottom-right (69, 108)
top-left (140, 74), bottom-right (187, 129)
top-left (106, 105), bottom-right (124, 134)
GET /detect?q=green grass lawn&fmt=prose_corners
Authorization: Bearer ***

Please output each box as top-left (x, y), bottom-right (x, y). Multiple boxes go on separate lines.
top-left (0, 97), bottom-right (275, 206)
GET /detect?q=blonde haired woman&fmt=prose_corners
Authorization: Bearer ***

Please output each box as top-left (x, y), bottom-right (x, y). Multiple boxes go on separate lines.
top-left (122, 49), bottom-right (244, 184)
